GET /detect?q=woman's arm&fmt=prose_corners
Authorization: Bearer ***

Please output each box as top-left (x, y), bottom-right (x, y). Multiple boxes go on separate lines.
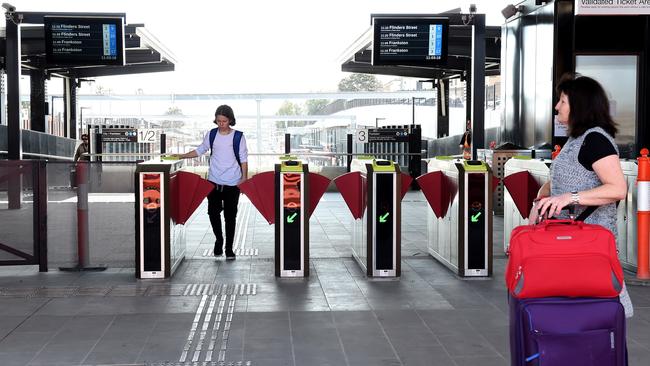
top-left (536, 154), bottom-right (626, 217)
top-left (174, 150), bottom-right (199, 159)
top-left (238, 162), bottom-right (248, 185)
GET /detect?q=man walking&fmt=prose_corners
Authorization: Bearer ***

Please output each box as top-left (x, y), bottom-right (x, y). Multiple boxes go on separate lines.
top-left (174, 105), bottom-right (248, 259)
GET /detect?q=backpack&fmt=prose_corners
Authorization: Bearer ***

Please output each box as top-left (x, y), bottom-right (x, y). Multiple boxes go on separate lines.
top-left (209, 128), bottom-right (243, 167)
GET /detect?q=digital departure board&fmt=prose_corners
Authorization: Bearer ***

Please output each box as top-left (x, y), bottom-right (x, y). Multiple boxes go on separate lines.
top-left (372, 17), bottom-right (448, 66)
top-left (44, 16), bottom-right (125, 66)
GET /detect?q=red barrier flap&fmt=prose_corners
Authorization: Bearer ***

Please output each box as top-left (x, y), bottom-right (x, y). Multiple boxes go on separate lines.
top-left (173, 171), bottom-right (215, 225)
top-left (334, 171), bottom-right (365, 219)
top-left (492, 176), bottom-right (501, 193)
top-left (239, 171), bottom-right (275, 224)
top-left (170, 173), bottom-right (179, 224)
top-left (416, 171), bottom-right (452, 219)
top-left (308, 173), bottom-right (331, 218)
top-left (502, 171), bottom-right (540, 219)
top-left (400, 173), bottom-right (413, 200)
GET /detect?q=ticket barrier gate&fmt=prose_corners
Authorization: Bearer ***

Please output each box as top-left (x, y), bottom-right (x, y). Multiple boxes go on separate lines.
top-left (417, 158), bottom-right (495, 277)
top-left (135, 159), bottom-right (213, 278)
top-left (502, 158), bottom-right (642, 272)
top-left (501, 157), bottom-right (551, 253)
top-left (334, 158), bottom-right (412, 277)
top-left (239, 157), bottom-right (330, 277)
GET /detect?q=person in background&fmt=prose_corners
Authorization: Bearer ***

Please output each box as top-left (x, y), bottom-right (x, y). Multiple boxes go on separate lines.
top-left (73, 134), bottom-right (90, 162)
top-left (529, 73), bottom-right (632, 317)
top-left (173, 105), bottom-right (248, 260)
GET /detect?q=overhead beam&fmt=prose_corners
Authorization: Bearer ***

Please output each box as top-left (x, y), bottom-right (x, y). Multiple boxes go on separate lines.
top-left (70, 62), bottom-right (174, 78)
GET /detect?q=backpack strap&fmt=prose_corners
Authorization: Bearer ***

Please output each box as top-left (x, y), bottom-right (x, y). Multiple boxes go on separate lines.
top-left (574, 201), bottom-right (619, 222)
top-left (233, 130), bottom-right (243, 167)
top-left (209, 128), bottom-right (218, 157)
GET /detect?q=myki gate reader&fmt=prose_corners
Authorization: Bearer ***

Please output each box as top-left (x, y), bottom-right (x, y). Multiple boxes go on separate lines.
top-left (417, 158), bottom-right (495, 277)
top-left (238, 156), bottom-right (330, 278)
top-left (135, 159), bottom-right (213, 279)
top-left (335, 157), bottom-right (412, 278)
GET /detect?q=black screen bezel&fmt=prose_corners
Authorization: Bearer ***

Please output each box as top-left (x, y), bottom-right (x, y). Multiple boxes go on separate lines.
top-left (372, 17), bottom-right (449, 67)
top-left (44, 16), bottom-right (125, 67)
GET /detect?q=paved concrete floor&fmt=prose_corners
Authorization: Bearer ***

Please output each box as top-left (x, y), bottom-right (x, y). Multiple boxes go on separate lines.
top-left (0, 192), bottom-right (649, 366)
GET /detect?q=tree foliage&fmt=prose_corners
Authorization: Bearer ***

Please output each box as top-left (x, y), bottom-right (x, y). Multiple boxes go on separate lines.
top-left (305, 99), bottom-right (329, 115)
top-left (338, 73), bottom-right (383, 92)
top-left (276, 101), bottom-right (303, 116)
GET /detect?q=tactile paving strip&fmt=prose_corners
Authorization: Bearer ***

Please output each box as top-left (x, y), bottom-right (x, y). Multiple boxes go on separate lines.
top-left (146, 361), bottom-right (251, 366)
top-left (201, 248), bottom-right (259, 257)
top-left (0, 283), bottom-right (257, 298)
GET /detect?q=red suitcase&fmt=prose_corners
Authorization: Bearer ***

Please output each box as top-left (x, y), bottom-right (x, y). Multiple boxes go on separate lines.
top-left (505, 219), bottom-right (624, 299)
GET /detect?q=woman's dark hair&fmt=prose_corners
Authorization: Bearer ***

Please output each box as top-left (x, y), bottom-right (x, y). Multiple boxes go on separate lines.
top-left (555, 73), bottom-right (617, 138)
top-left (214, 104), bottom-right (236, 126)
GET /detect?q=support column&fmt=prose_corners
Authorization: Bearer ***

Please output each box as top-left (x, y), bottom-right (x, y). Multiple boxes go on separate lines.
top-left (6, 13), bottom-right (22, 159)
top-left (64, 77), bottom-right (78, 139)
top-left (437, 79), bottom-right (450, 138)
top-left (29, 67), bottom-right (48, 132)
top-left (6, 14), bottom-right (22, 209)
top-left (470, 14), bottom-right (486, 159)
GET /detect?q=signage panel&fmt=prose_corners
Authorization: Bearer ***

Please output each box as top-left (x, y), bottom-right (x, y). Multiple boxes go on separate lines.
top-left (575, 0), bottom-right (650, 15)
top-left (44, 16), bottom-right (125, 66)
top-left (101, 128), bottom-right (137, 143)
top-left (372, 17), bottom-right (448, 66)
top-left (368, 128), bottom-right (409, 143)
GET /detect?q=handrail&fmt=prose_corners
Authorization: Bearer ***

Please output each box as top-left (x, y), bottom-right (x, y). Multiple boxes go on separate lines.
top-left (0, 151), bottom-right (74, 161)
top-left (82, 152), bottom-right (425, 157)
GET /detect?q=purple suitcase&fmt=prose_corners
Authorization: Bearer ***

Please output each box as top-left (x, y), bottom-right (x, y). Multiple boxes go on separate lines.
top-left (509, 296), bottom-right (626, 366)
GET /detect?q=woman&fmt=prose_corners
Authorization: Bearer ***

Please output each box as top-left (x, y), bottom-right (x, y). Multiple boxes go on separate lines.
top-left (530, 73), bottom-right (632, 317)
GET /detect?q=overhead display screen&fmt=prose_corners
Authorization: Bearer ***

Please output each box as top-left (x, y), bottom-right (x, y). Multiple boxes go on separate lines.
top-left (372, 17), bottom-right (448, 66)
top-left (44, 16), bottom-right (125, 66)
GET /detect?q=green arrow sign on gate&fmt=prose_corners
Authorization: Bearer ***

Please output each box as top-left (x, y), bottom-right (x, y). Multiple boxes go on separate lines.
top-left (379, 212), bottom-right (390, 223)
top-left (471, 212), bottom-right (482, 223)
top-left (287, 213), bottom-right (297, 223)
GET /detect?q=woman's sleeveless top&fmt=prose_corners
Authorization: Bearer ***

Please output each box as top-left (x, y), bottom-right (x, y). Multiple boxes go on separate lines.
top-left (550, 127), bottom-right (619, 237)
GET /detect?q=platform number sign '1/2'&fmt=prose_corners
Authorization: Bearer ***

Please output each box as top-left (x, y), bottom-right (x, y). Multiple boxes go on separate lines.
top-left (137, 129), bottom-right (156, 144)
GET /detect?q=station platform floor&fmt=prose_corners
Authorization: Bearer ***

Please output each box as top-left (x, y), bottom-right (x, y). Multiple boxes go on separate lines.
top-left (0, 192), bottom-right (649, 366)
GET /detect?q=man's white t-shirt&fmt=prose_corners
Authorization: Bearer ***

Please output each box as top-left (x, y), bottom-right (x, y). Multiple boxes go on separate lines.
top-left (195, 129), bottom-right (248, 186)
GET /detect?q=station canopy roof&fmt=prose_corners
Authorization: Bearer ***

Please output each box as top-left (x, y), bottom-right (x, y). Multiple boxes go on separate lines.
top-left (0, 12), bottom-right (176, 79)
top-left (338, 13), bottom-right (501, 80)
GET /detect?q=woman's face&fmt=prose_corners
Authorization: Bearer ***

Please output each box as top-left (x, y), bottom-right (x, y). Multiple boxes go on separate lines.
top-left (554, 92), bottom-right (570, 125)
top-left (215, 115), bottom-right (230, 129)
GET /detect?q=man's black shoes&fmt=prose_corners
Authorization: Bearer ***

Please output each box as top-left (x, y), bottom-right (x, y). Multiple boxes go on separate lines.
top-left (214, 242), bottom-right (223, 257)
top-left (225, 249), bottom-right (236, 260)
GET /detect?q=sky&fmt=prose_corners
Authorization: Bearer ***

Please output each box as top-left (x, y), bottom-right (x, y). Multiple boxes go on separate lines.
top-left (14, 0), bottom-right (510, 94)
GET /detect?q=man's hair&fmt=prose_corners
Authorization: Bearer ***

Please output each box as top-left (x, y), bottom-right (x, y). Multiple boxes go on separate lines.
top-left (81, 134), bottom-right (89, 139)
top-left (214, 104), bottom-right (236, 126)
top-left (555, 73), bottom-right (617, 138)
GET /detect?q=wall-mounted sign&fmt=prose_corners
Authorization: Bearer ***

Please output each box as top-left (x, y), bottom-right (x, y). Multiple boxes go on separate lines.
top-left (368, 128), bottom-right (409, 143)
top-left (101, 128), bottom-right (137, 143)
top-left (575, 0), bottom-right (650, 15)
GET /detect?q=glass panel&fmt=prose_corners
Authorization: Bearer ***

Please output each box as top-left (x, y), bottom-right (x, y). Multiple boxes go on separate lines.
top-left (576, 55), bottom-right (638, 158)
top-left (0, 161), bottom-right (35, 262)
top-left (46, 161), bottom-right (137, 268)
